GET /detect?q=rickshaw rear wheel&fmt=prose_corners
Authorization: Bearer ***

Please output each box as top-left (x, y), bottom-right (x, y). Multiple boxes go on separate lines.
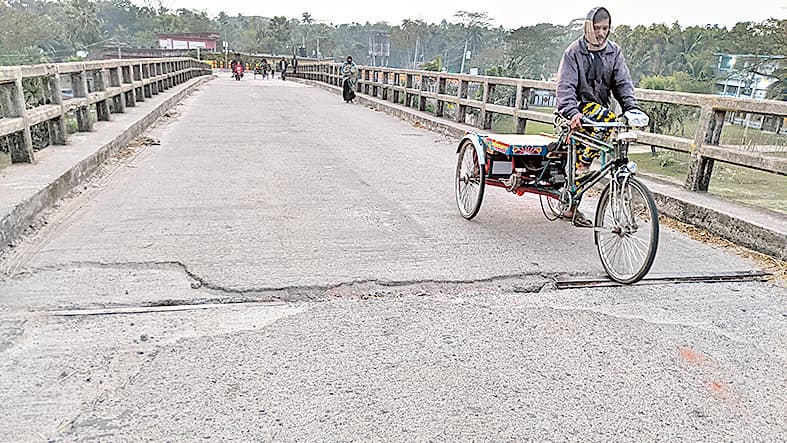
top-left (455, 141), bottom-right (485, 219)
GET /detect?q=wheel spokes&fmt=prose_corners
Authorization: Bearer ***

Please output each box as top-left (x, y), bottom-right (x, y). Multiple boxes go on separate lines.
top-left (597, 179), bottom-right (657, 282)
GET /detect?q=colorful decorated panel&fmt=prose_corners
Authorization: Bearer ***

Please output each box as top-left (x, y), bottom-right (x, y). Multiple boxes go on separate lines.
top-left (476, 133), bottom-right (554, 157)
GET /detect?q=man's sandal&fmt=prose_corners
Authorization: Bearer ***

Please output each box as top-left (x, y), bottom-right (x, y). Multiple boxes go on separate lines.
top-left (562, 209), bottom-right (593, 228)
top-left (572, 210), bottom-right (593, 228)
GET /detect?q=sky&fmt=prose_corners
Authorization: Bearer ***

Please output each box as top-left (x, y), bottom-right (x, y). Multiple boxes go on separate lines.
top-left (153, 0), bottom-right (787, 28)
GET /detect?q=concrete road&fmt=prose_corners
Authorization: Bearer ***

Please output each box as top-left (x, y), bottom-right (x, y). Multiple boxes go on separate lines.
top-left (0, 76), bottom-right (785, 442)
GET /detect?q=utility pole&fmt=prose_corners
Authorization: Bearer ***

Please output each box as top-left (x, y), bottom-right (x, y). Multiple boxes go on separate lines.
top-left (459, 39), bottom-right (468, 74)
top-left (413, 36), bottom-right (419, 70)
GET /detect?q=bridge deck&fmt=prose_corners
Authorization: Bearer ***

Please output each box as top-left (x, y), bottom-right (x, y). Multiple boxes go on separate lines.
top-left (0, 75), bottom-right (762, 287)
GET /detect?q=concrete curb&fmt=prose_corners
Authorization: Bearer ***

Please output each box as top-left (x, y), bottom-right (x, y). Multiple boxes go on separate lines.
top-left (0, 75), bottom-right (215, 251)
top-left (294, 77), bottom-right (787, 260)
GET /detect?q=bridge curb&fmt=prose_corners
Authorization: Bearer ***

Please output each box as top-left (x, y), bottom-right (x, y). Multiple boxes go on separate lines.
top-left (294, 77), bottom-right (787, 261)
top-left (0, 75), bottom-right (215, 252)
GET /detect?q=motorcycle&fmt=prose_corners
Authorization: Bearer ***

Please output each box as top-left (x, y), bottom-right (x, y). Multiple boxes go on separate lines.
top-left (233, 65), bottom-right (244, 81)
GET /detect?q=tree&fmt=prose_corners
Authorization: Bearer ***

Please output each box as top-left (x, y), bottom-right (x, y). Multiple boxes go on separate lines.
top-left (269, 16), bottom-right (291, 53)
top-left (62, 0), bottom-right (103, 52)
top-left (639, 72), bottom-right (709, 142)
top-left (454, 10), bottom-right (492, 56)
top-left (504, 23), bottom-right (574, 80)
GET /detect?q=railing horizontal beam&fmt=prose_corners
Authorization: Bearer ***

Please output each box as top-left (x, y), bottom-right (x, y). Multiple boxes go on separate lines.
top-left (703, 146), bottom-right (787, 176)
top-left (26, 104), bottom-right (62, 126)
top-left (634, 132), bottom-right (694, 154)
top-left (0, 117), bottom-right (26, 135)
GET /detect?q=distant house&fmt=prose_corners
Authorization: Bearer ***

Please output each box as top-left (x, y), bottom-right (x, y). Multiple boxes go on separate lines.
top-left (714, 53), bottom-right (785, 133)
top-left (157, 32), bottom-right (219, 51)
top-left (714, 53), bottom-right (783, 99)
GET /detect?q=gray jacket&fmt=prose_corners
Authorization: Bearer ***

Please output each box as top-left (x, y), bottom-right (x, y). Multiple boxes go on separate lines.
top-left (556, 38), bottom-right (638, 119)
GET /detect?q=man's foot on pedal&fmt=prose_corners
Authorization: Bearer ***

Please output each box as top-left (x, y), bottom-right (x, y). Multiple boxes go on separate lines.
top-left (562, 208), bottom-right (593, 228)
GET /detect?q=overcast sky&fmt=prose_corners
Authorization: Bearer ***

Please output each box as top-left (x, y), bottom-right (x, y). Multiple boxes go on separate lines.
top-left (155, 0), bottom-right (786, 28)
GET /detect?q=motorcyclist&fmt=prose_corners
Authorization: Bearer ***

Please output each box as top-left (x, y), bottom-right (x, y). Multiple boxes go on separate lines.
top-left (230, 53), bottom-right (244, 77)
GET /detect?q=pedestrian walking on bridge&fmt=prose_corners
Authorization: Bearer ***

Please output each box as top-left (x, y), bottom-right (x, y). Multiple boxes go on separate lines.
top-left (341, 56), bottom-right (358, 103)
top-left (279, 57), bottom-right (289, 80)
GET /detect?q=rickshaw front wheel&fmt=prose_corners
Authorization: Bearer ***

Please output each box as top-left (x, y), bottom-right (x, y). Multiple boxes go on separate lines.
top-left (594, 177), bottom-right (659, 284)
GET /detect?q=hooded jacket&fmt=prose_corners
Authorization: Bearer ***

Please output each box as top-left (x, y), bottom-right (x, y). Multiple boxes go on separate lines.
top-left (556, 7), bottom-right (638, 119)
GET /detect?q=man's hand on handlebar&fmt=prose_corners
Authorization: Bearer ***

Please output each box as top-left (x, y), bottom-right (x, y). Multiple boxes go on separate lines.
top-left (570, 114), bottom-right (584, 130)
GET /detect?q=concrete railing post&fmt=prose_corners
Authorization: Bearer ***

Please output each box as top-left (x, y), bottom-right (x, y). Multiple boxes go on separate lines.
top-left (480, 81), bottom-right (495, 130)
top-left (95, 69), bottom-right (111, 122)
top-left (122, 65), bottom-right (136, 108)
top-left (419, 74), bottom-right (427, 112)
top-left (455, 80), bottom-right (468, 124)
top-left (405, 74), bottom-right (414, 108)
top-left (47, 70), bottom-right (68, 145)
top-left (436, 76), bottom-right (447, 117)
top-left (133, 64), bottom-right (144, 103)
top-left (72, 68), bottom-right (93, 132)
top-left (143, 64), bottom-right (153, 98)
top-left (3, 72), bottom-right (35, 163)
top-left (514, 85), bottom-right (528, 134)
top-left (109, 67), bottom-right (126, 114)
top-left (381, 71), bottom-right (389, 101)
top-left (393, 74), bottom-right (401, 104)
top-left (151, 63), bottom-right (160, 95)
top-left (686, 107), bottom-right (725, 192)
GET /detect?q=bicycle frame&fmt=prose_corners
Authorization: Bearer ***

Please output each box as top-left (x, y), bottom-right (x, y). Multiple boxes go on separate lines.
top-left (558, 121), bottom-right (632, 204)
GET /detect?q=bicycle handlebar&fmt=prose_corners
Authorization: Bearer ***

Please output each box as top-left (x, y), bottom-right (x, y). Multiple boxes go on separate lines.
top-left (579, 118), bottom-right (627, 128)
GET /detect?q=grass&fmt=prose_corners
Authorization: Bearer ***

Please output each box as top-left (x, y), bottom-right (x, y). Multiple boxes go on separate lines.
top-left (630, 150), bottom-right (787, 214)
top-left (720, 123), bottom-right (787, 146)
top-left (659, 114), bottom-right (787, 146)
top-left (491, 114), bottom-right (556, 136)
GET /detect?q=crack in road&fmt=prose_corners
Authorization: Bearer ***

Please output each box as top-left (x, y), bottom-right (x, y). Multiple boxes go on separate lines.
top-left (12, 260), bottom-right (556, 302)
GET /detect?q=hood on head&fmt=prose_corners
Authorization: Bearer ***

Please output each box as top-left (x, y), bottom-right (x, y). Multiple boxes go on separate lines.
top-left (584, 7), bottom-right (611, 48)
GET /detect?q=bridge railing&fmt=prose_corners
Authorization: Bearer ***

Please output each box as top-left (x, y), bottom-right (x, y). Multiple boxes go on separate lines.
top-left (295, 62), bottom-right (787, 193)
top-left (0, 58), bottom-right (212, 164)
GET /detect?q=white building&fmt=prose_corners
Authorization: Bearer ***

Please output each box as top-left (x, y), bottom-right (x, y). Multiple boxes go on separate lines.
top-left (714, 54), bottom-right (785, 133)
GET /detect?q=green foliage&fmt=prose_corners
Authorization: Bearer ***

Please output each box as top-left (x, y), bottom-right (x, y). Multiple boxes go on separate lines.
top-left (504, 22), bottom-right (579, 80)
top-left (0, 0), bottom-right (783, 100)
top-left (639, 72), bottom-right (712, 93)
top-left (638, 72), bottom-right (709, 136)
top-left (421, 56), bottom-right (442, 72)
